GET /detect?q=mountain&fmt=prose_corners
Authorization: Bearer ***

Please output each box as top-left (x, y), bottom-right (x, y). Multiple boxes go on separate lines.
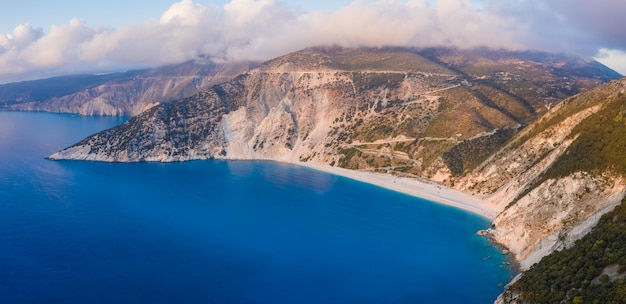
top-left (0, 70), bottom-right (147, 108)
top-left (0, 60), bottom-right (255, 116)
top-left (48, 47), bottom-right (619, 163)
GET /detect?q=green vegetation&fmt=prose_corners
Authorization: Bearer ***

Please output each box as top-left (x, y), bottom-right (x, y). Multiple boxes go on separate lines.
top-left (504, 88), bottom-right (626, 210)
top-left (352, 116), bottom-right (397, 142)
top-left (338, 148), bottom-right (362, 169)
top-left (325, 48), bottom-right (454, 73)
top-left (394, 141), bottom-right (410, 153)
top-left (472, 85), bottom-right (536, 123)
top-left (442, 128), bottom-right (518, 175)
top-left (411, 140), bottom-right (457, 170)
top-left (352, 72), bottom-right (405, 92)
top-left (337, 144), bottom-right (411, 173)
top-left (418, 47), bottom-right (620, 115)
top-left (421, 86), bottom-right (518, 139)
top-left (544, 92), bottom-right (626, 179)
top-left (510, 89), bottom-right (611, 151)
top-left (504, 196), bottom-right (626, 304)
top-left (395, 111), bottom-right (434, 137)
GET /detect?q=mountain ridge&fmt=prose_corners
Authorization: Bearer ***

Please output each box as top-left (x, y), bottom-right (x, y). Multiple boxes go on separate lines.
top-left (0, 60), bottom-right (256, 116)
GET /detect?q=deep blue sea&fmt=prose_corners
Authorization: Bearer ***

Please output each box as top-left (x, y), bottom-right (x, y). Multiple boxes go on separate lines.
top-left (0, 111), bottom-right (512, 303)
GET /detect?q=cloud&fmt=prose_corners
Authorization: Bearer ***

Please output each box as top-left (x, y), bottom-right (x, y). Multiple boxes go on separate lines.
top-left (493, 0), bottom-right (626, 56)
top-left (0, 24), bottom-right (44, 50)
top-left (0, 24), bottom-right (44, 76)
top-left (595, 49), bottom-right (626, 76)
top-left (22, 19), bottom-right (102, 68)
top-left (0, 0), bottom-right (624, 83)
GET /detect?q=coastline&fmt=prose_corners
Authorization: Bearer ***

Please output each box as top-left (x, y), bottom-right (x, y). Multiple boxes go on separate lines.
top-left (297, 162), bottom-right (498, 220)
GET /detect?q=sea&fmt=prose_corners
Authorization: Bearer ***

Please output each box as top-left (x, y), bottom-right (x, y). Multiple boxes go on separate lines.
top-left (0, 111), bottom-right (512, 303)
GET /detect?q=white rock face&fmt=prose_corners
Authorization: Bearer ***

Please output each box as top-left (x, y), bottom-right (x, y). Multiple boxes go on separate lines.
top-left (48, 66), bottom-right (460, 165)
top-left (458, 104), bottom-right (602, 206)
top-left (493, 173), bottom-right (625, 270)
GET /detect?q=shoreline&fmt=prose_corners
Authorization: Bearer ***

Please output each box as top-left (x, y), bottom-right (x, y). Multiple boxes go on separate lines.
top-left (297, 162), bottom-right (498, 220)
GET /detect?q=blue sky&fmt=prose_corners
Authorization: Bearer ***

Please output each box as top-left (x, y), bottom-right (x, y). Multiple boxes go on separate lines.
top-left (1, 0), bottom-right (624, 83)
top-left (1, 0), bottom-right (351, 34)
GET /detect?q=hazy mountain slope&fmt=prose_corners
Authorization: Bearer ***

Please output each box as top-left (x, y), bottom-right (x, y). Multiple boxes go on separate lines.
top-left (0, 70), bottom-right (146, 107)
top-left (419, 48), bottom-right (620, 107)
top-left (0, 60), bottom-right (254, 116)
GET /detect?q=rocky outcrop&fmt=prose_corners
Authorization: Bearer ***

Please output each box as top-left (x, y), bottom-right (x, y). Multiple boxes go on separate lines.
top-left (493, 173), bottom-right (625, 270)
top-left (49, 90), bottom-right (232, 161)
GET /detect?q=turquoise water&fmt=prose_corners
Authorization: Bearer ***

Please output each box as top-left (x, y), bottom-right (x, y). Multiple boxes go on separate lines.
top-left (0, 111), bottom-right (512, 303)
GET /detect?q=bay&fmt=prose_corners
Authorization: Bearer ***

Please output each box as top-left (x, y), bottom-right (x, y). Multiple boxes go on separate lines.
top-left (0, 111), bottom-right (512, 303)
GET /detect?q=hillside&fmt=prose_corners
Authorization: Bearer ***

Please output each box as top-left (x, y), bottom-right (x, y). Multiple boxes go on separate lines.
top-left (0, 70), bottom-right (147, 107)
top-left (450, 78), bottom-right (626, 271)
top-left (0, 60), bottom-right (254, 116)
top-left (499, 197), bottom-right (626, 303)
top-left (457, 77), bottom-right (626, 303)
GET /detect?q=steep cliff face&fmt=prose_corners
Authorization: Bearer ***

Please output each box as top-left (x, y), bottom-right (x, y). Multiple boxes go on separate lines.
top-left (455, 78), bottom-right (626, 271)
top-left (494, 173), bottom-right (624, 270)
top-left (49, 90), bottom-right (233, 161)
top-left (1, 60), bottom-right (253, 116)
top-left (49, 47), bottom-right (617, 165)
top-left (48, 67), bottom-right (422, 162)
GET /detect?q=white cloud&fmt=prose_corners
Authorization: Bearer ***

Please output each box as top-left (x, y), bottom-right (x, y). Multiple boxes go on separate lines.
top-left (492, 0), bottom-right (626, 56)
top-left (0, 24), bottom-right (44, 50)
top-left (20, 19), bottom-right (101, 68)
top-left (223, 0), bottom-right (279, 28)
top-left (160, 0), bottom-right (211, 26)
top-left (595, 49), bottom-right (626, 76)
top-left (218, 0), bottom-right (523, 60)
top-left (0, 0), bottom-right (624, 83)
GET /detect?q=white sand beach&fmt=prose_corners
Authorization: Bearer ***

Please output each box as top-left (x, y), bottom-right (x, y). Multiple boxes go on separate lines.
top-left (299, 163), bottom-right (498, 220)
